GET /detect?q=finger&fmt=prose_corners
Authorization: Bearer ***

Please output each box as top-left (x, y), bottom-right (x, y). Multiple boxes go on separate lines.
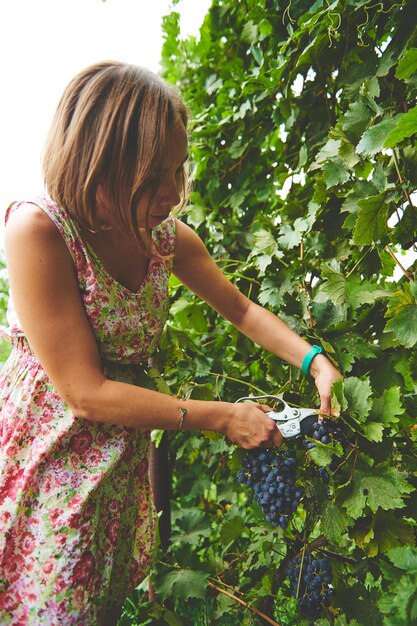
top-left (272, 428), bottom-right (284, 447)
top-left (256, 403), bottom-right (273, 414)
top-left (319, 395), bottom-right (332, 416)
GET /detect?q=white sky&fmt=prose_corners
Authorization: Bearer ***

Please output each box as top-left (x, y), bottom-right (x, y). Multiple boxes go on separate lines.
top-left (0, 0), bottom-right (211, 244)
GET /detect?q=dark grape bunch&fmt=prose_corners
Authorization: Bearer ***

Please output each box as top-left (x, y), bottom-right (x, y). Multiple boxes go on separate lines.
top-left (303, 418), bottom-right (345, 483)
top-left (287, 553), bottom-right (333, 619)
top-left (237, 449), bottom-right (303, 529)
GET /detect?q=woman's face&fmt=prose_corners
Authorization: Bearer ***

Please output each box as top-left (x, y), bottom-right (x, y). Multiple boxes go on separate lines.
top-left (143, 121), bottom-right (189, 229)
top-left (95, 121), bottom-right (189, 235)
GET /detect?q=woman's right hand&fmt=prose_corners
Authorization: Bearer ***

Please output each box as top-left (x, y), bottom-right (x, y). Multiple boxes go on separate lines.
top-left (222, 402), bottom-right (283, 450)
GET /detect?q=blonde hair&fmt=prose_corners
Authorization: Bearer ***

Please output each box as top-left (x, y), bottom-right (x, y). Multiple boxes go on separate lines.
top-left (43, 61), bottom-right (189, 255)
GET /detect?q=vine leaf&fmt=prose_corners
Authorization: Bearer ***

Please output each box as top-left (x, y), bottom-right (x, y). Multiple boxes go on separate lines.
top-left (371, 387), bottom-right (404, 425)
top-left (344, 376), bottom-right (373, 421)
top-left (356, 117), bottom-right (399, 157)
top-left (333, 334), bottom-right (377, 373)
top-left (322, 157), bottom-right (350, 188)
top-left (320, 264), bottom-right (346, 307)
top-left (342, 463), bottom-right (413, 519)
top-left (278, 218), bottom-right (310, 249)
top-left (385, 281), bottom-right (417, 348)
top-left (352, 194), bottom-right (389, 244)
top-left (384, 105), bottom-right (417, 148)
top-left (345, 277), bottom-right (390, 311)
top-left (363, 422), bottom-right (384, 442)
top-left (350, 511), bottom-right (414, 556)
top-left (396, 48), bottom-right (417, 80)
top-left (171, 509), bottom-right (211, 546)
top-left (373, 513), bottom-right (415, 555)
top-left (157, 568), bottom-right (209, 601)
top-left (320, 501), bottom-right (349, 545)
top-left (219, 516), bottom-right (245, 546)
top-left (308, 440), bottom-right (344, 467)
top-left (341, 100), bottom-right (373, 139)
top-left (387, 546), bottom-right (417, 572)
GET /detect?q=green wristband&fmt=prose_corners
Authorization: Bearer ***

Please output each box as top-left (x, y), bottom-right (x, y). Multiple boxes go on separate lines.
top-left (301, 345), bottom-right (324, 376)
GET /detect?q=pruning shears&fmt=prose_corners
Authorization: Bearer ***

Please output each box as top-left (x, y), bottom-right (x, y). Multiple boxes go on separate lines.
top-left (235, 395), bottom-right (319, 439)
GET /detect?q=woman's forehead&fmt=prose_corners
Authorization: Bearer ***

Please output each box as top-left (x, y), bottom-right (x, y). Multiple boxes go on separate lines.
top-left (161, 123), bottom-right (188, 166)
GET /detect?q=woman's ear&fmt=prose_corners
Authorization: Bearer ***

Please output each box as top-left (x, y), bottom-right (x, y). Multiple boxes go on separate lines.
top-left (95, 184), bottom-right (107, 210)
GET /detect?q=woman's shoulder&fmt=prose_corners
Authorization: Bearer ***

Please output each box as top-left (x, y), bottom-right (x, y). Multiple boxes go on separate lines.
top-left (5, 200), bottom-right (59, 240)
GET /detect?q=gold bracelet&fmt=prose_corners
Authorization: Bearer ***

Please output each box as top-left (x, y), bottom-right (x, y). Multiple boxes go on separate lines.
top-left (178, 407), bottom-right (187, 430)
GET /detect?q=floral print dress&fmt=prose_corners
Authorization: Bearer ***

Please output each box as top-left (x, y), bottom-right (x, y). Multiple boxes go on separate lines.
top-left (0, 194), bottom-right (176, 625)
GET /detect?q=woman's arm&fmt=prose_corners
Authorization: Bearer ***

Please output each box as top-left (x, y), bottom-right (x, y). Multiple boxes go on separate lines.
top-left (172, 220), bottom-right (341, 413)
top-left (4, 204), bottom-right (281, 449)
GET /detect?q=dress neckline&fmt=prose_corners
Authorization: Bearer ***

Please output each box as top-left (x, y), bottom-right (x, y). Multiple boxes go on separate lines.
top-left (80, 229), bottom-right (155, 296)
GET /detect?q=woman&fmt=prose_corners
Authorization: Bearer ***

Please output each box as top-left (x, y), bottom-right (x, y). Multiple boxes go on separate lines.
top-left (0, 61), bottom-right (341, 625)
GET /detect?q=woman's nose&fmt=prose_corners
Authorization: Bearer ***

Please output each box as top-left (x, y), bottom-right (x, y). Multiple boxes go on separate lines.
top-left (160, 179), bottom-right (181, 208)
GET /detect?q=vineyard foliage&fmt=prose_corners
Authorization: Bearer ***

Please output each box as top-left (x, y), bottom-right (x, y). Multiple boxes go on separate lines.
top-left (130, 0), bottom-right (417, 624)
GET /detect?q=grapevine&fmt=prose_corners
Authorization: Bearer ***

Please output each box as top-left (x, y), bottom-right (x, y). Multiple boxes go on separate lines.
top-left (287, 551), bottom-right (333, 619)
top-left (236, 412), bottom-right (350, 620)
top-left (238, 448), bottom-right (303, 530)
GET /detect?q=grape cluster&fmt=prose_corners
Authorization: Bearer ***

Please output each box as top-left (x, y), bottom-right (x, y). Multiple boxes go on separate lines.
top-left (287, 553), bottom-right (333, 619)
top-left (303, 418), bottom-right (344, 483)
top-left (237, 449), bottom-right (303, 529)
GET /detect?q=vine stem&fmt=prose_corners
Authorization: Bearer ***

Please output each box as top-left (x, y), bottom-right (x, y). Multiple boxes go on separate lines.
top-left (208, 577), bottom-right (244, 596)
top-left (196, 370), bottom-right (269, 395)
top-left (385, 245), bottom-right (413, 280)
top-left (392, 147), bottom-right (417, 255)
top-left (346, 245), bottom-right (373, 278)
top-left (392, 147), bottom-right (415, 210)
top-left (207, 581), bottom-right (282, 626)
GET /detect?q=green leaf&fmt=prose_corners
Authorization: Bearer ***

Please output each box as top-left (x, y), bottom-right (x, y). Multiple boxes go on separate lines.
top-left (277, 223), bottom-right (302, 249)
top-left (333, 334), bottom-right (377, 374)
top-left (352, 194), bottom-right (389, 244)
top-left (321, 501), bottom-right (349, 544)
top-left (308, 440), bottom-right (344, 467)
top-left (186, 203), bottom-right (207, 228)
top-left (322, 157), bottom-right (351, 189)
top-left (341, 100), bottom-right (373, 138)
top-left (170, 299), bottom-right (209, 334)
top-left (384, 106), bottom-right (417, 148)
top-left (378, 573), bottom-right (417, 624)
top-left (356, 117), bottom-right (399, 157)
top-left (396, 48), bottom-right (417, 80)
top-left (259, 18), bottom-right (273, 40)
top-left (363, 421), bottom-right (384, 442)
top-left (388, 546), bottom-right (417, 572)
top-left (219, 516), bottom-right (245, 545)
top-left (311, 138), bottom-right (341, 168)
top-left (331, 377), bottom-right (347, 416)
top-left (148, 367), bottom-right (171, 394)
top-left (339, 139), bottom-right (361, 168)
top-left (345, 277), bottom-right (390, 310)
top-left (343, 463), bottom-right (413, 518)
top-left (252, 229), bottom-right (279, 257)
top-left (373, 512), bottom-right (415, 554)
top-left (278, 217), bottom-right (311, 249)
top-left (258, 276), bottom-right (290, 309)
top-left (385, 281), bottom-right (417, 348)
top-left (344, 376), bottom-right (373, 421)
top-left (241, 20), bottom-right (259, 44)
top-left (172, 509), bottom-right (211, 546)
top-left (146, 602), bottom-right (186, 626)
top-left (319, 264), bottom-right (346, 307)
top-left (157, 568), bottom-right (209, 602)
top-left (188, 383), bottom-right (214, 401)
top-left (371, 387), bottom-right (404, 425)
